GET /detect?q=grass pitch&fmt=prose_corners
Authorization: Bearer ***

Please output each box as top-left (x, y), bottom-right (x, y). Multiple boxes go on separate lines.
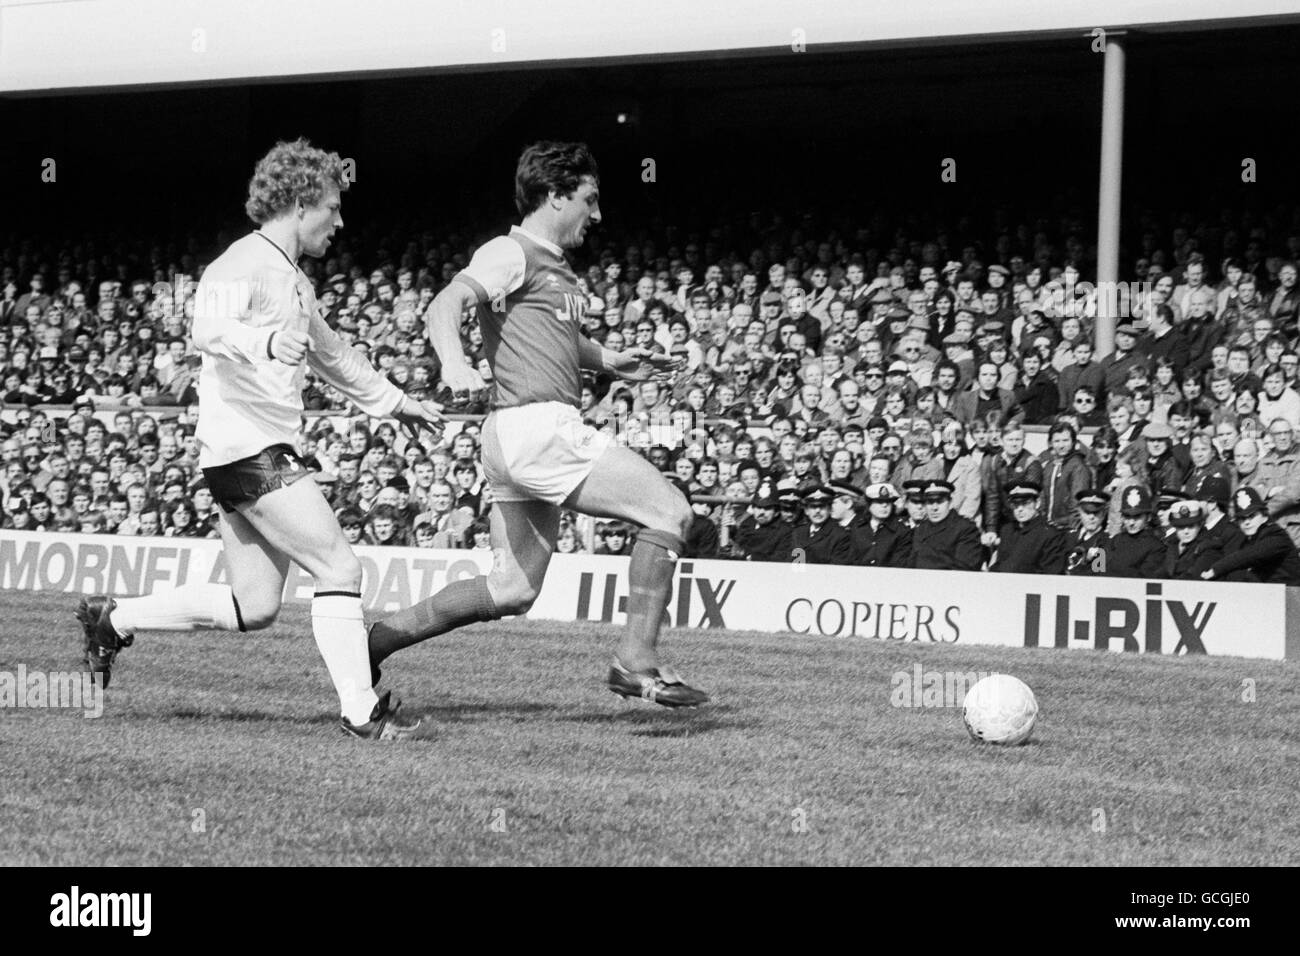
top-left (2, 589), bottom-right (1296, 866)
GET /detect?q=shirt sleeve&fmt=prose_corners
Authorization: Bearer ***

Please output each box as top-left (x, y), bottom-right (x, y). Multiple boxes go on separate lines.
top-left (191, 272), bottom-right (273, 363)
top-left (455, 236), bottom-right (527, 304)
top-left (306, 310), bottom-right (405, 419)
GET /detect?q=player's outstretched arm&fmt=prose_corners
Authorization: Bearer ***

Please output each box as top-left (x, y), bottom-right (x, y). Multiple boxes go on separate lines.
top-left (590, 340), bottom-right (684, 382)
top-left (306, 310), bottom-right (409, 419)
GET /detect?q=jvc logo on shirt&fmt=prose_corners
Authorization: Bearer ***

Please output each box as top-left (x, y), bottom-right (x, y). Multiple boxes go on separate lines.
top-left (556, 292), bottom-right (586, 323)
top-left (50, 886), bottom-right (151, 936)
top-left (1023, 582), bottom-right (1217, 654)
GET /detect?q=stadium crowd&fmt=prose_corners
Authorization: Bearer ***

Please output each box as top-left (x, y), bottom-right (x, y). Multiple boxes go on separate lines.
top-left (4, 206), bottom-right (1300, 584)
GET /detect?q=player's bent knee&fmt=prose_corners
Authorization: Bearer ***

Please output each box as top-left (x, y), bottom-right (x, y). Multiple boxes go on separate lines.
top-left (489, 578), bottom-right (539, 617)
top-left (316, 553), bottom-right (364, 594)
top-left (239, 598), bottom-right (281, 631)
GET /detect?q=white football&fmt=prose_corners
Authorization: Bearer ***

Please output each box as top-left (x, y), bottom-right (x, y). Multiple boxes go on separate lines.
top-left (962, 674), bottom-right (1038, 746)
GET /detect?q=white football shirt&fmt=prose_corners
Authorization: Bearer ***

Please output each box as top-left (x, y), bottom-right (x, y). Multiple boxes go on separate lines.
top-left (192, 232), bottom-right (404, 467)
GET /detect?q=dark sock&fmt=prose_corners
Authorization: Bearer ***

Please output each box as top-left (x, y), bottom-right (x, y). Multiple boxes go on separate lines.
top-left (621, 529), bottom-right (685, 665)
top-left (368, 575), bottom-right (497, 664)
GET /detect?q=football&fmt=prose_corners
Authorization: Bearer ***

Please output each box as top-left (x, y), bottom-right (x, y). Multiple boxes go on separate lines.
top-left (962, 674), bottom-right (1038, 746)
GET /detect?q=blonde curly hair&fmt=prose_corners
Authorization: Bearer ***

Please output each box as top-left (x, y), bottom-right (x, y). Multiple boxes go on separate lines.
top-left (245, 138), bottom-right (349, 224)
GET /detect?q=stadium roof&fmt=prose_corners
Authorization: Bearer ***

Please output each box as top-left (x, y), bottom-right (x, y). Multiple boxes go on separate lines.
top-left (2, 0), bottom-right (1300, 94)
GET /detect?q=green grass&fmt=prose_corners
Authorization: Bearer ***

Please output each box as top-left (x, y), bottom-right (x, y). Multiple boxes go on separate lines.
top-left (1, 589), bottom-right (1296, 866)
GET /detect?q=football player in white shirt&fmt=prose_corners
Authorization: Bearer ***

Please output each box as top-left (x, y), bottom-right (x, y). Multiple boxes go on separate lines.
top-left (75, 139), bottom-right (443, 740)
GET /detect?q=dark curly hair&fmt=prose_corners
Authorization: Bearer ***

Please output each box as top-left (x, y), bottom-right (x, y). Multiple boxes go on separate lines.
top-left (245, 138), bottom-right (349, 224)
top-left (514, 141), bottom-right (599, 218)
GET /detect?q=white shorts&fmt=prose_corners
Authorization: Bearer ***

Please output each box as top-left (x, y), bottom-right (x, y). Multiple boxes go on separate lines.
top-left (482, 402), bottom-right (613, 505)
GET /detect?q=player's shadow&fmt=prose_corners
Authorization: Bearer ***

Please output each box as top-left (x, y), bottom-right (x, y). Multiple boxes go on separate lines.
top-left (561, 703), bottom-right (745, 738)
top-left (163, 707), bottom-right (337, 726)
top-left (404, 701), bottom-right (563, 724)
top-left (160, 701), bottom-right (745, 737)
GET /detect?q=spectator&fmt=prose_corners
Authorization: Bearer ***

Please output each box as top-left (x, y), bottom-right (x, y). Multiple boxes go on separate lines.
top-left (990, 481), bottom-right (1068, 574)
top-left (1139, 422), bottom-right (1189, 499)
top-left (1064, 489), bottom-right (1111, 575)
top-left (1189, 476), bottom-right (1248, 575)
top-left (1014, 348), bottom-right (1059, 424)
top-left (828, 479), bottom-right (864, 530)
top-left (982, 422), bottom-right (1043, 541)
top-left (955, 361), bottom-right (1018, 426)
top-left (684, 493), bottom-right (720, 559)
top-left (937, 421), bottom-right (982, 522)
top-left (1142, 305), bottom-right (1190, 377)
top-left (1069, 385), bottom-right (1106, 428)
top-left (1041, 422), bottom-right (1092, 531)
top-left (790, 486), bottom-right (851, 565)
top-left (1161, 501), bottom-right (1223, 584)
top-left (911, 479), bottom-right (983, 571)
top-left (466, 518), bottom-right (492, 551)
top-left (1180, 434), bottom-right (1232, 498)
top-left (1203, 487), bottom-right (1300, 585)
top-left (732, 490), bottom-right (789, 562)
top-left (595, 522), bottom-right (633, 557)
top-left (1255, 418), bottom-right (1300, 548)
top-left (848, 482), bottom-right (911, 567)
top-left (1105, 485), bottom-right (1165, 577)
top-left (1100, 323), bottom-right (1144, 398)
top-left (1267, 261), bottom-right (1300, 337)
top-left (1258, 364), bottom-right (1300, 431)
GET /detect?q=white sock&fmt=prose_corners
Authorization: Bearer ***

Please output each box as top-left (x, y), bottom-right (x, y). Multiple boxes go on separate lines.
top-left (311, 593), bottom-right (379, 725)
top-left (113, 584), bottom-right (243, 636)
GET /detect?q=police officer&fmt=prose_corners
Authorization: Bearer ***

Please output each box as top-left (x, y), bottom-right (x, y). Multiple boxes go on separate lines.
top-left (790, 486), bottom-right (852, 565)
top-left (732, 491), bottom-right (793, 562)
top-left (828, 480), bottom-right (865, 530)
top-left (775, 486), bottom-right (806, 530)
top-left (1202, 487), bottom-right (1300, 585)
top-left (849, 482), bottom-right (912, 567)
top-left (991, 481), bottom-right (1068, 574)
top-left (1065, 488), bottom-right (1110, 575)
top-left (1193, 476), bottom-right (1249, 578)
top-left (1155, 489), bottom-right (1188, 537)
top-left (1107, 485), bottom-right (1166, 578)
top-left (911, 479), bottom-right (984, 571)
top-left (1162, 500), bottom-right (1223, 580)
top-left (900, 479), bottom-right (928, 529)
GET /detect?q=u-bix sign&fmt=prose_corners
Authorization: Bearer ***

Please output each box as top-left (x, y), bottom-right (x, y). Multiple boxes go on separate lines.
top-left (1020, 580), bottom-right (1274, 657)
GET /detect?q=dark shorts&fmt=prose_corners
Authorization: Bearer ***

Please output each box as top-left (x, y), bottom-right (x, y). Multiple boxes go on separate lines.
top-left (203, 444), bottom-right (313, 513)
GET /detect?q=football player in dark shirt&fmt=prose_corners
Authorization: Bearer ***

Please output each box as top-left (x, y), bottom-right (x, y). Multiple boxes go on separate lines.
top-left (368, 141), bottom-right (707, 707)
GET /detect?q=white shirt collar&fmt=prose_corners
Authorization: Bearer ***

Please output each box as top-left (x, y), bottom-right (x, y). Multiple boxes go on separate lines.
top-left (511, 224), bottom-right (564, 258)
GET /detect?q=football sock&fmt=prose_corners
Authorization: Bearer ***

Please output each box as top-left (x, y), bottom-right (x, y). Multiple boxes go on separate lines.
top-left (112, 584), bottom-right (244, 637)
top-left (367, 575), bottom-right (497, 664)
top-left (618, 529), bottom-right (685, 671)
top-left (311, 592), bottom-right (379, 725)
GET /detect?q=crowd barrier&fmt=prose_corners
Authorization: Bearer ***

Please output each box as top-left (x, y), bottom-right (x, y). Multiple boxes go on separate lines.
top-left (2, 529), bottom-right (1293, 661)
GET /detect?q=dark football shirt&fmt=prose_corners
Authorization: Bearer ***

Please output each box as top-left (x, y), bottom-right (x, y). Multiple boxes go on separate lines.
top-left (454, 225), bottom-right (586, 410)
